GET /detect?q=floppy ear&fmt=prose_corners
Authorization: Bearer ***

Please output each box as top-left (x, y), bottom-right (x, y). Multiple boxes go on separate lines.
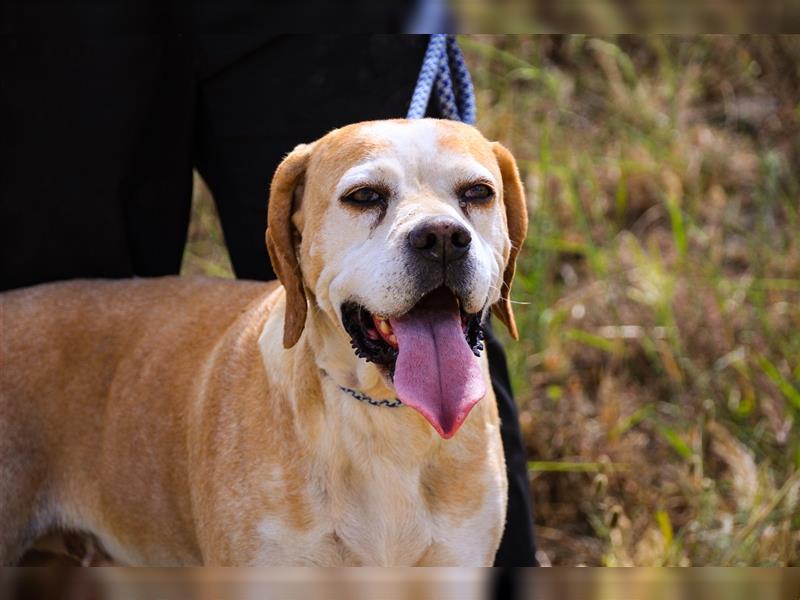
top-left (491, 142), bottom-right (528, 340)
top-left (266, 143), bottom-right (313, 349)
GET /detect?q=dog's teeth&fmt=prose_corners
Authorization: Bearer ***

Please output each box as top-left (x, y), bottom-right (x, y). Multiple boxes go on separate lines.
top-left (388, 334), bottom-right (397, 346)
top-left (378, 320), bottom-right (392, 335)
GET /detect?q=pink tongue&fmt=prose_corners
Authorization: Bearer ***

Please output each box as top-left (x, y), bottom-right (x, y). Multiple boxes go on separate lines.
top-left (390, 302), bottom-right (486, 439)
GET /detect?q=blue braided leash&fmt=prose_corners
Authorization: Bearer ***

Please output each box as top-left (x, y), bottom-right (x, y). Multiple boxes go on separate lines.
top-left (406, 34), bottom-right (476, 125)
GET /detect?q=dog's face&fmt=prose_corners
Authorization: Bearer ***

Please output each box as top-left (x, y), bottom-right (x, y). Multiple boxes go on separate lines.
top-left (267, 119), bottom-right (527, 438)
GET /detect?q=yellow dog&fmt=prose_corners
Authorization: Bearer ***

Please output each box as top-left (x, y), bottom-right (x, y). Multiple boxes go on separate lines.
top-left (0, 119), bottom-right (527, 566)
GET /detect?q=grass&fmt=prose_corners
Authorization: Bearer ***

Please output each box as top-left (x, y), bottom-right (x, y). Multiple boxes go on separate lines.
top-left (181, 35), bottom-right (800, 566)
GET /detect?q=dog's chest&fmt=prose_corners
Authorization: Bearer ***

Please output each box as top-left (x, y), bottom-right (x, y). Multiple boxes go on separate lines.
top-left (253, 456), bottom-right (498, 566)
top-left (326, 464), bottom-right (436, 565)
top-left (255, 463), bottom-right (435, 566)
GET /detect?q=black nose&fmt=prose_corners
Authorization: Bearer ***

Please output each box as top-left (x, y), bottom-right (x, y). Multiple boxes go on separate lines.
top-left (408, 217), bottom-right (472, 264)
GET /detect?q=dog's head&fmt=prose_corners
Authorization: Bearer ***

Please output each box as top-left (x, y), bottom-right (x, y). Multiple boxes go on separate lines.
top-left (267, 119), bottom-right (527, 438)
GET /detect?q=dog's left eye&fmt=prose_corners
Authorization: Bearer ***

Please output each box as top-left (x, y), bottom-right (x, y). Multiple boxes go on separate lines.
top-left (344, 187), bottom-right (385, 206)
top-left (461, 183), bottom-right (494, 202)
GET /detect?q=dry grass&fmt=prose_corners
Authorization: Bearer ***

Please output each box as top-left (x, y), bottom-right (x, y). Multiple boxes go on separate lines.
top-left (181, 35), bottom-right (800, 566)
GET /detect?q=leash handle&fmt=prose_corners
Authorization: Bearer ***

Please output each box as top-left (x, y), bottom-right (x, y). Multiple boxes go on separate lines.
top-left (407, 34), bottom-right (476, 125)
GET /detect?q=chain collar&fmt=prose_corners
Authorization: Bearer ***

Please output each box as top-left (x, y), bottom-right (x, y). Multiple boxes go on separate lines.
top-left (338, 386), bottom-right (403, 408)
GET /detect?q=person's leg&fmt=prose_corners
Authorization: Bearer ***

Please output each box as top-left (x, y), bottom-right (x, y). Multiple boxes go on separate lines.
top-left (484, 322), bottom-right (538, 566)
top-left (194, 34), bottom-right (537, 564)
top-left (194, 35), bottom-right (429, 280)
top-left (0, 4), bottom-right (195, 291)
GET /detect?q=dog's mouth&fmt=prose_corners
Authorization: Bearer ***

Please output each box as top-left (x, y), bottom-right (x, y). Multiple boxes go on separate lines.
top-left (341, 286), bottom-right (487, 438)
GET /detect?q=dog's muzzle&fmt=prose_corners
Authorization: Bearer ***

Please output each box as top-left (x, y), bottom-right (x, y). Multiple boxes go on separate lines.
top-left (341, 285), bottom-right (486, 439)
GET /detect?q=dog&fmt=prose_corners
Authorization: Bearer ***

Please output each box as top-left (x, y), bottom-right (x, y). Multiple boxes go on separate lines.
top-left (0, 118), bottom-right (527, 566)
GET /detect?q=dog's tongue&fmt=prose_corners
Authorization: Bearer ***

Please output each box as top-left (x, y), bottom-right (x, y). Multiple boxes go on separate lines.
top-left (390, 290), bottom-right (486, 439)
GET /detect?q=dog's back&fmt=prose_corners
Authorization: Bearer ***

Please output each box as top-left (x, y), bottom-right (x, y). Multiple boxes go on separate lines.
top-left (0, 277), bottom-right (276, 564)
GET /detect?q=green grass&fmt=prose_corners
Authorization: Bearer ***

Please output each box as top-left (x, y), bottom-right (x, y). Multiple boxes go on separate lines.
top-left (182, 35), bottom-right (800, 566)
top-left (464, 34), bottom-right (800, 566)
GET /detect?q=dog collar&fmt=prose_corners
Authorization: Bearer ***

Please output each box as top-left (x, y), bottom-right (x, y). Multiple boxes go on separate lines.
top-left (338, 386), bottom-right (403, 408)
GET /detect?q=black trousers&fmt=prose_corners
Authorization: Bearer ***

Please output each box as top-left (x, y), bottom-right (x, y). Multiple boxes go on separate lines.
top-left (0, 25), bottom-right (536, 565)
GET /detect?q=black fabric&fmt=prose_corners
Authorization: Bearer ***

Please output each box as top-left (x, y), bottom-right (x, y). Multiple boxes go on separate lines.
top-left (0, 3), bottom-right (196, 287)
top-left (484, 321), bottom-right (538, 567)
top-left (0, 19), bottom-right (536, 565)
top-left (194, 35), bottom-right (430, 280)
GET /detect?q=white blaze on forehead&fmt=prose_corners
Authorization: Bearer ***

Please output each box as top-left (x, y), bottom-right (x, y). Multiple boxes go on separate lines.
top-left (352, 120), bottom-right (500, 194)
top-left (361, 119), bottom-right (442, 162)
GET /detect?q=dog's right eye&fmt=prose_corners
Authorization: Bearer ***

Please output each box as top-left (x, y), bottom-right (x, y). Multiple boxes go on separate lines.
top-left (343, 187), bottom-right (385, 206)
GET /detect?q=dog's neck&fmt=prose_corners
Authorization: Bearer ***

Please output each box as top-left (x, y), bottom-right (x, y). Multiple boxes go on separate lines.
top-left (257, 291), bottom-right (441, 463)
top-left (306, 305), bottom-right (397, 400)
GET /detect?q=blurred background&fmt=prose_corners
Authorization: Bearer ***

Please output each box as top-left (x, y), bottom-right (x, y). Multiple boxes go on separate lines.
top-left (3, 568), bottom-right (799, 600)
top-left (181, 35), bottom-right (800, 567)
